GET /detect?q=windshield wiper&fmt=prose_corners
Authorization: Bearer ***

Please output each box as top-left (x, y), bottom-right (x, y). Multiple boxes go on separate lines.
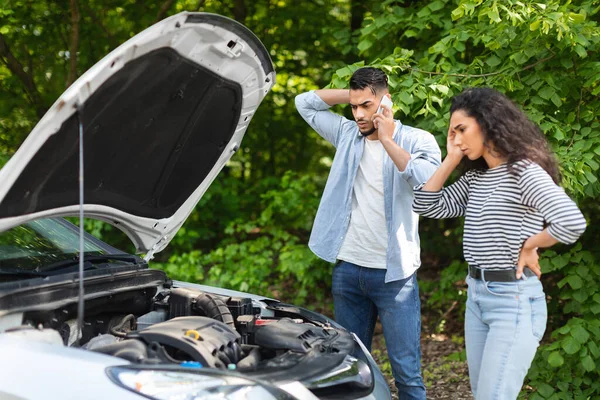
top-left (0, 269), bottom-right (49, 279)
top-left (39, 254), bottom-right (142, 273)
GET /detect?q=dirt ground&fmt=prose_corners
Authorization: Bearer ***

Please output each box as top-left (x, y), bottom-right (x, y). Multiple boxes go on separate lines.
top-left (371, 323), bottom-right (474, 400)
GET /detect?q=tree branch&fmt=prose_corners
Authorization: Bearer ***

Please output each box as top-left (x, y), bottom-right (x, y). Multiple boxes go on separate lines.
top-left (82, 3), bottom-right (118, 48)
top-left (231, 0), bottom-right (247, 22)
top-left (195, 0), bottom-right (207, 11)
top-left (67, 0), bottom-right (81, 88)
top-left (410, 54), bottom-right (556, 79)
top-left (156, 0), bottom-right (176, 23)
top-left (0, 33), bottom-right (45, 118)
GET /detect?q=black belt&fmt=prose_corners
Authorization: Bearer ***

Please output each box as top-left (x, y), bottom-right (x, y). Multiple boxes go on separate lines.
top-left (468, 265), bottom-right (534, 282)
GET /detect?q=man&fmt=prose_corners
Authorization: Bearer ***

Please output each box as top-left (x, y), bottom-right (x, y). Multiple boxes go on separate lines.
top-left (295, 67), bottom-right (441, 399)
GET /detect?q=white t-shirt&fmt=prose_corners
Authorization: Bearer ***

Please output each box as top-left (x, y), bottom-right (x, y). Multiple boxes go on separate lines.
top-left (337, 137), bottom-right (388, 269)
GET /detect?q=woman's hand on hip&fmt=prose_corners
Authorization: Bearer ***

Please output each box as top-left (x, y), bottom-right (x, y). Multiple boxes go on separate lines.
top-left (517, 244), bottom-right (541, 279)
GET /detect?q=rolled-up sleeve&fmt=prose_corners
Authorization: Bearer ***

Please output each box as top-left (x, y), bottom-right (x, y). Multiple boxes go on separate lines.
top-left (401, 132), bottom-right (441, 187)
top-left (295, 91), bottom-right (346, 147)
top-left (519, 164), bottom-right (587, 244)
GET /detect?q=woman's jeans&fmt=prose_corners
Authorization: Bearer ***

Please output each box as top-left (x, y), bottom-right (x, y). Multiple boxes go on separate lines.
top-left (332, 261), bottom-right (426, 400)
top-left (465, 274), bottom-right (547, 400)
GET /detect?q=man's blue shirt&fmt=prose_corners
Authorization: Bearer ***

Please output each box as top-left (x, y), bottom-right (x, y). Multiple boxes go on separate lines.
top-left (295, 91), bottom-right (441, 282)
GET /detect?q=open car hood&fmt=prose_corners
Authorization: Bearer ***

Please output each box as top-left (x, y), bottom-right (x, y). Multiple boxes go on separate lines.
top-left (0, 12), bottom-right (275, 259)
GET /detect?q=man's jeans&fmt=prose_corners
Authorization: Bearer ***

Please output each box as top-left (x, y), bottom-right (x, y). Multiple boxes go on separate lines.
top-left (332, 261), bottom-right (426, 400)
top-left (465, 274), bottom-right (547, 399)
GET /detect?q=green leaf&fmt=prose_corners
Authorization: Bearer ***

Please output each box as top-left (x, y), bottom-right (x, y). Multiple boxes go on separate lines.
top-left (398, 91), bottom-right (414, 105)
top-left (582, 355), bottom-right (596, 372)
top-left (563, 336), bottom-right (581, 354)
top-left (336, 66), bottom-right (354, 78)
top-left (550, 93), bottom-right (562, 107)
top-left (571, 325), bottom-right (590, 344)
top-left (569, 12), bottom-right (586, 23)
top-left (451, 6), bottom-right (464, 21)
top-left (588, 341), bottom-right (600, 358)
top-left (584, 170), bottom-right (597, 183)
top-left (404, 29), bottom-right (417, 38)
top-left (553, 129), bottom-right (565, 141)
top-left (486, 55), bottom-right (502, 67)
top-left (357, 39), bottom-right (373, 52)
top-left (530, 20), bottom-right (541, 31)
top-left (429, 84), bottom-right (449, 95)
top-left (574, 45), bottom-right (587, 58)
top-left (586, 159), bottom-right (599, 170)
top-left (568, 275), bottom-right (583, 289)
top-left (453, 41), bottom-right (466, 52)
top-left (548, 351), bottom-right (564, 367)
top-left (537, 382), bottom-right (555, 397)
top-left (428, 0), bottom-right (445, 11)
top-left (538, 86), bottom-right (556, 100)
top-left (488, 8), bottom-right (501, 23)
top-left (576, 264), bottom-right (589, 278)
top-left (551, 255), bottom-right (569, 269)
top-left (417, 6), bottom-right (431, 18)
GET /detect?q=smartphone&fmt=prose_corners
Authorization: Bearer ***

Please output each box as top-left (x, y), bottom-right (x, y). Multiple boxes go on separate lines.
top-left (377, 95), bottom-right (393, 114)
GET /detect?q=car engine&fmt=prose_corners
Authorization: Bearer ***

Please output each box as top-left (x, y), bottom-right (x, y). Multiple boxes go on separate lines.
top-left (5, 282), bottom-right (374, 399)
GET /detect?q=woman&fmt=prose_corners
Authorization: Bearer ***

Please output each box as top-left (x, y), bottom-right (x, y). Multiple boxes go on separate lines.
top-left (411, 87), bottom-right (586, 399)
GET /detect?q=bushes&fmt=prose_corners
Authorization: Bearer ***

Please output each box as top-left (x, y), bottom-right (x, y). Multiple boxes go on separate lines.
top-left (328, 0), bottom-right (600, 397)
top-left (153, 171), bottom-right (333, 308)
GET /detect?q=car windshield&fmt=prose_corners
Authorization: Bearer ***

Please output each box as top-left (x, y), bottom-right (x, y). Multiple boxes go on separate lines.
top-left (0, 218), bottom-right (108, 271)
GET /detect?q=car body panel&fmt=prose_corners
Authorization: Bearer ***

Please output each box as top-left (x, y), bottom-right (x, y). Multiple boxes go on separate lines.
top-left (0, 13), bottom-right (275, 259)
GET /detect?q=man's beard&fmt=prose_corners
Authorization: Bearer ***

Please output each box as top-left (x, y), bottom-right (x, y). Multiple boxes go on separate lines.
top-left (358, 121), bottom-right (376, 137)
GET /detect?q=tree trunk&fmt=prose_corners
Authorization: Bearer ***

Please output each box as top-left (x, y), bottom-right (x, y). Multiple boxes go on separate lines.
top-left (67, 0), bottom-right (80, 88)
top-left (231, 0), bottom-right (247, 23)
top-left (0, 33), bottom-right (46, 118)
top-left (156, 0), bottom-right (177, 23)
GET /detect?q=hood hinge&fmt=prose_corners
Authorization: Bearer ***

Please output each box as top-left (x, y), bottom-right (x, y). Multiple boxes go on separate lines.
top-left (144, 235), bottom-right (168, 262)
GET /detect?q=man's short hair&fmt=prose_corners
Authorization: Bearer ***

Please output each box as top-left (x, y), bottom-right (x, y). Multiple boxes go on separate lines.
top-left (349, 67), bottom-right (388, 95)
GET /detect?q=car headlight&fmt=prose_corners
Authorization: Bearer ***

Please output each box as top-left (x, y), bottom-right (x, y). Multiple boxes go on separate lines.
top-left (107, 366), bottom-right (296, 400)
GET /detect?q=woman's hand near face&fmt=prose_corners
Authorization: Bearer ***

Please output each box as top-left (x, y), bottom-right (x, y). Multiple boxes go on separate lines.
top-left (446, 126), bottom-right (464, 163)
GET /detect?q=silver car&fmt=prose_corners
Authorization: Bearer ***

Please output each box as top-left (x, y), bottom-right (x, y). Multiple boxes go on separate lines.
top-left (0, 12), bottom-right (391, 400)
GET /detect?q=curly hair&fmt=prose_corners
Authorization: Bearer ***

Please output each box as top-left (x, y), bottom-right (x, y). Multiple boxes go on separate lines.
top-left (450, 87), bottom-right (561, 184)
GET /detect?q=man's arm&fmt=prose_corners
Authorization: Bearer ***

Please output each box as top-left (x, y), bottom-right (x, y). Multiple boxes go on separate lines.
top-left (295, 90), bottom-right (350, 147)
top-left (375, 105), bottom-right (441, 183)
top-left (313, 89), bottom-right (350, 106)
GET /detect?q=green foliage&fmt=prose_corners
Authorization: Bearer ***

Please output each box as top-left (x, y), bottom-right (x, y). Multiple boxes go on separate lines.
top-left (329, 0), bottom-right (600, 396)
top-left (525, 242), bottom-right (600, 399)
top-left (153, 171), bottom-right (333, 308)
top-left (420, 260), bottom-right (468, 333)
top-left (330, 0), bottom-right (600, 198)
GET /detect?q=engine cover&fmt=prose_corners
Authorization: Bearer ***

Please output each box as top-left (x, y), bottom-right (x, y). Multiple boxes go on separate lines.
top-left (132, 316), bottom-right (242, 368)
top-left (254, 319), bottom-right (336, 353)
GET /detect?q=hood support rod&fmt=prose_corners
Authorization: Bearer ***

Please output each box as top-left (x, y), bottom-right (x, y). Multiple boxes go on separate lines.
top-left (76, 102), bottom-right (85, 346)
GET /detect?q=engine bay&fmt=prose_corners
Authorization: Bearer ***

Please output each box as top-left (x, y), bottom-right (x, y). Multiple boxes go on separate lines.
top-left (4, 283), bottom-right (373, 398)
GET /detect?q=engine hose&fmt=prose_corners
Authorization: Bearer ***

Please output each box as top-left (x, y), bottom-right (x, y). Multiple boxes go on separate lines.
top-left (110, 314), bottom-right (137, 338)
top-left (233, 342), bottom-right (243, 361)
top-left (236, 346), bottom-right (261, 369)
top-left (217, 351), bottom-right (232, 367)
top-left (194, 293), bottom-right (235, 329)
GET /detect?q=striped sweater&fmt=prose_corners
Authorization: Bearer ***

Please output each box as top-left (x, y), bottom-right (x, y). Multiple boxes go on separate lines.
top-left (412, 160), bottom-right (587, 270)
